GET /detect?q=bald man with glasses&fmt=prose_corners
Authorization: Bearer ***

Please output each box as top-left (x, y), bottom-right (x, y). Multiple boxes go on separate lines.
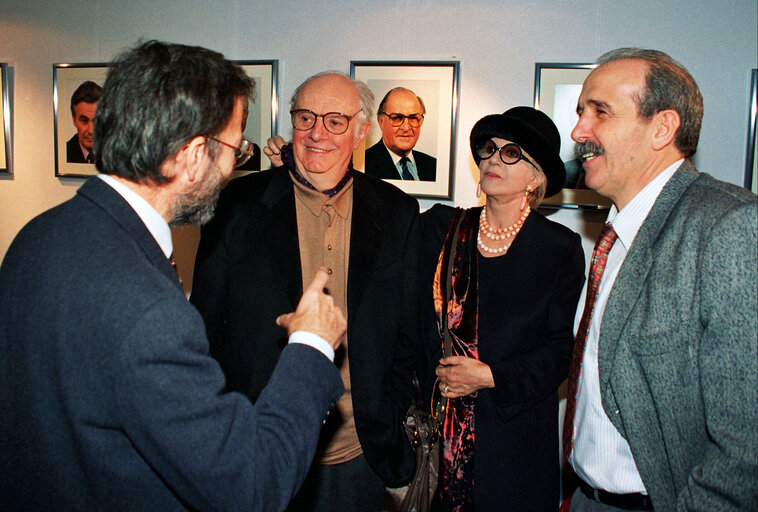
top-left (191, 71), bottom-right (421, 512)
top-left (364, 87), bottom-right (437, 182)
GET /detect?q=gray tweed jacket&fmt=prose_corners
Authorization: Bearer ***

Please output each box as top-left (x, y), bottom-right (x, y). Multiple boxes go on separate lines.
top-left (598, 160), bottom-right (757, 511)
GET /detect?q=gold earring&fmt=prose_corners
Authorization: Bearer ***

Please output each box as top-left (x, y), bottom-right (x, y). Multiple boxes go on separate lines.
top-left (476, 182), bottom-right (482, 198)
top-left (520, 186), bottom-right (532, 211)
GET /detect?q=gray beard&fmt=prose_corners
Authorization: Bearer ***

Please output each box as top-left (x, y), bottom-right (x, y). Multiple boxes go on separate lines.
top-left (168, 163), bottom-right (225, 227)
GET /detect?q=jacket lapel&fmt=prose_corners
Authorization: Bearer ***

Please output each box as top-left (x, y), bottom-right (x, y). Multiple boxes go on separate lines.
top-left (260, 169), bottom-right (303, 309)
top-left (347, 174), bottom-right (383, 325)
top-left (78, 177), bottom-right (182, 291)
top-left (598, 161), bottom-right (699, 386)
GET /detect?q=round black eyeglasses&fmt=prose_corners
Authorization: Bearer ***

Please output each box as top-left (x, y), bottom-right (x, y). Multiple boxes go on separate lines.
top-left (290, 109), bottom-right (361, 135)
top-left (475, 140), bottom-right (536, 168)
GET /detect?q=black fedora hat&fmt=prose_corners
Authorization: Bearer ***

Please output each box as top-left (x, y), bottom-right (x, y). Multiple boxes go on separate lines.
top-left (469, 106), bottom-right (566, 198)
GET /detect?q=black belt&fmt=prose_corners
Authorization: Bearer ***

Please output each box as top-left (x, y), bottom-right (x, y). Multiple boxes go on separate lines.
top-left (579, 480), bottom-right (653, 510)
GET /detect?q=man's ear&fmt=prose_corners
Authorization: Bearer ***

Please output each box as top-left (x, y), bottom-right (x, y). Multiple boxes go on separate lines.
top-left (650, 109), bottom-right (680, 151)
top-left (177, 135), bottom-right (208, 183)
top-left (353, 122), bottom-right (371, 150)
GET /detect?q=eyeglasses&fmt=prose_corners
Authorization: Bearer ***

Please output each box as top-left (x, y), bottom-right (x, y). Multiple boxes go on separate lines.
top-left (475, 140), bottom-right (536, 168)
top-left (206, 136), bottom-right (256, 169)
top-left (290, 109), bottom-right (361, 135)
top-left (380, 112), bottom-right (424, 128)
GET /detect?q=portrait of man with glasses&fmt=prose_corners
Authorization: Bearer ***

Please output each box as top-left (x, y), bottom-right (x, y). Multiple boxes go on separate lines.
top-left (364, 87), bottom-right (437, 181)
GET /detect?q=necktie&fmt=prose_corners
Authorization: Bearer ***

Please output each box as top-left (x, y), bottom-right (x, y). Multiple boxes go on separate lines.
top-left (562, 223), bottom-right (618, 462)
top-left (399, 156), bottom-right (413, 180)
top-left (86, 153), bottom-right (94, 164)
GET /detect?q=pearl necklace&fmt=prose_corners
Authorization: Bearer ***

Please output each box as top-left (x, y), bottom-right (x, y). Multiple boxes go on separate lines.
top-left (477, 206), bottom-right (530, 255)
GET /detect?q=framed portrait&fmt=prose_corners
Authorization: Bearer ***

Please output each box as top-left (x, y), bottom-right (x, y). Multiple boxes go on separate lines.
top-left (1, 63), bottom-right (10, 175)
top-left (234, 60), bottom-right (278, 177)
top-left (350, 61), bottom-right (460, 199)
top-left (54, 63), bottom-right (109, 178)
top-left (534, 63), bottom-right (611, 210)
top-left (745, 69), bottom-right (758, 194)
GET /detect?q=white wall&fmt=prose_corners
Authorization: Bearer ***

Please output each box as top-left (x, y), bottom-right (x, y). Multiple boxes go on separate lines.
top-left (1, 0), bottom-right (756, 275)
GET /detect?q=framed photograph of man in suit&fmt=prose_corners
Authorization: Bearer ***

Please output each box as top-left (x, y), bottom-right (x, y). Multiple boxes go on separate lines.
top-left (351, 61), bottom-right (459, 199)
top-left (0, 63), bottom-right (11, 175)
top-left (534, 63), bottom-right (611, 210)
top-left (54, 63), bottom-right (109, 178)
top-left (234, 60), bottom-right (278, 177)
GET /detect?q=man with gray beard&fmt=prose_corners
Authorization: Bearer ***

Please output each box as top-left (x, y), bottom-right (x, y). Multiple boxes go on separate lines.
top-left (0, 40), bottom-right (347, 511)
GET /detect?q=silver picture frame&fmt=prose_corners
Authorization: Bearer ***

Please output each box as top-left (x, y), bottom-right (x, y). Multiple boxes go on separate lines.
top-left (745, 69), bottom-right (757, 194)
top-left (1, 63), bottom-right (11, 175)
top-left (534, 62), bottom-right (611, 210)
top-left (233, 60), bottom-right (278, 177)
top-left (53, 62), bottom-right (109, 178)
top-left (351, 60), bottom-right (460, 200)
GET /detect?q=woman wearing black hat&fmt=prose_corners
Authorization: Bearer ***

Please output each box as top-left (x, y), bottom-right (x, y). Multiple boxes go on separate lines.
top-left (419, 107), bottom-right (585, 511)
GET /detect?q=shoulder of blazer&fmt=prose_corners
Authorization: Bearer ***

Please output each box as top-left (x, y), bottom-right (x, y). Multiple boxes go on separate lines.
top-left (412, 149), bottom-right (436, 164)
top-left (353, 170), bottom-right (418, 214)
top-left (365, 140), bottom-right (385, 156)
top-left (211, 167), bottom-right (293, 221)
top-left (75, 177), bottom-right (182, 289)
top-left (528, 210), bottom-right (580, 244)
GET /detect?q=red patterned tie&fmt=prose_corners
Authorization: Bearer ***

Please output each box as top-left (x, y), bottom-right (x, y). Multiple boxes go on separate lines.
top-left (562, 223), bottom-right (618, 463)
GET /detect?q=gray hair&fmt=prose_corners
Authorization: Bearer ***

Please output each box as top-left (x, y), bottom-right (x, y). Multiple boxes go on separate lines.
top-left (596, 48), bottom-right (703, 157)
top-left (377, 87), bottom-right (427, 116)
top-left (290, 71), bottom-right (374, 136)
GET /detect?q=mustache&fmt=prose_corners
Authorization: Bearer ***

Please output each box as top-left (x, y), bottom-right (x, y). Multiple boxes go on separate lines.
top-left (574, 141), bottom-right (604, 162)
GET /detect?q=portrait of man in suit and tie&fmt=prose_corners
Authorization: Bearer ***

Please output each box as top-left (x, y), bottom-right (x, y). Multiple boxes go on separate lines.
top-left (364, 87), bottom-right (437, 181)
top-left (66, 80), bottom-right (101, 164)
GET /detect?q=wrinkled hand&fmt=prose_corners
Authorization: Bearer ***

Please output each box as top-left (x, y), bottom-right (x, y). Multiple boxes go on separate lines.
top-left (262, 135), bottom-right (287, 167)
top-left (276, 268), bottom-right (346, 350)
top-left (436, 356), bottom-right (494, 398)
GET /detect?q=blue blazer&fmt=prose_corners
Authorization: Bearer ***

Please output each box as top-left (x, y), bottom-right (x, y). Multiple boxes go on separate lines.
top-left (364, 140), bottom-right (437, 182)
top-left (0, 177), bottom-right (344, 511)
top-left (596, 161), bottom-right (757, 510)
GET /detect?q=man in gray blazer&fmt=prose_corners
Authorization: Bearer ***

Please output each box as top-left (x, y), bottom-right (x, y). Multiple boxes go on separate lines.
top-left (563, 48), bottom-right (757, 511)
top-left (0, 41), bottom-right (346, 511)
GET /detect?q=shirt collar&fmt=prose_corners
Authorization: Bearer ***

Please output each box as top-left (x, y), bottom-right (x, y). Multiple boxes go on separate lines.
top-left (606, 159), bottom-right (683, 251)
top-left (383, 140), bottom-right (416, 167)
top-left (97, 173), bottom-right (173, 258)
top-left (290, 172), bottom-right (353, 219)
top-left (79, 140), bottom-right (92, 161)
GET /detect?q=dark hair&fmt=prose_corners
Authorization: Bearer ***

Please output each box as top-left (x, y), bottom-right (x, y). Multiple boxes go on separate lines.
top-left (94, 40), bottom-right (253, 183)
top-left (596, 48), bottom-right (703, 157)
top-left (70, 81), bottom-right (102, 116)
top-left (377, 87), bottom-right (426, 116)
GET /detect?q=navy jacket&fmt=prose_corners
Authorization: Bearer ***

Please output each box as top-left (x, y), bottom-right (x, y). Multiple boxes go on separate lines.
top-left (0, 177), bottom-right (343, 511)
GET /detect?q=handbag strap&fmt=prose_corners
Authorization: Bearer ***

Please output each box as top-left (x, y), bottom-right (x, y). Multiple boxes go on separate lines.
top-left (441, 208), bottom-right (466, 359)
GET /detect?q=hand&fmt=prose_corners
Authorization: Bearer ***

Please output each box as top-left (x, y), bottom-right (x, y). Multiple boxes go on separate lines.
top-left (262, 135), bottom-right (287, 167)
top-left (436, 356), bottom-right (494, 398)
top-left (276, 268), bottom-right (346, 350)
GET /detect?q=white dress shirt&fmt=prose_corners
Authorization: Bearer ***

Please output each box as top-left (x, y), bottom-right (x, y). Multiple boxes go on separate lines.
top-left (569, 159), bottom-right (683, 493)
top-left (97, 174), bottom-right (335, 362)
top-left (384, 141), bottom-right (420, 180)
